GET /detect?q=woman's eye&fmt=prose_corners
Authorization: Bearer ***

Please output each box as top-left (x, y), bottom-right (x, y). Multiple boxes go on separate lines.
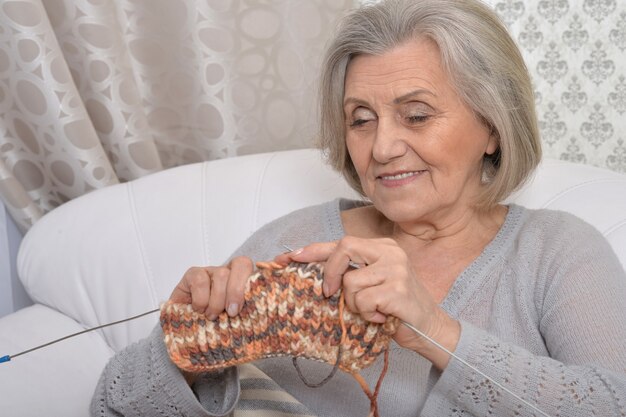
top-left (350, 118), bottom-right (371, 127)
top-left (349, 108), bottom-right (376, 128)
top-left (406, 114), bottom-right (429, 124)
top-left (402, 101), bottom-right (432, 125)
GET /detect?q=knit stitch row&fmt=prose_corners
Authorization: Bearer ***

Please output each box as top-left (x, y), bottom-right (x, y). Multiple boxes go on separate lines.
top-left (160, 261), bottom-right (399, 416)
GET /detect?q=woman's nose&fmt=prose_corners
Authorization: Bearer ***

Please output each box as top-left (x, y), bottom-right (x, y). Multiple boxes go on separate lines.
top-left (372, 118), bottom-right (408, 163)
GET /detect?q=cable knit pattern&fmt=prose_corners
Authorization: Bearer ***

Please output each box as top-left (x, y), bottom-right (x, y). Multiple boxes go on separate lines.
top-left (160, 261), bottom-right (398, 374)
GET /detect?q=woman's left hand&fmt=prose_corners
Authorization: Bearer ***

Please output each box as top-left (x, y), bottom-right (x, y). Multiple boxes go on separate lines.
top-left (274, 237), bottom-right (461, 370)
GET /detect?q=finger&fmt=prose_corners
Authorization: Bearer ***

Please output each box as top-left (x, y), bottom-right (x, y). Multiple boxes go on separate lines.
top-left (323, 236), bottom-right (374, 296)
top-left (183, 268), bottom-right (212, 312)
top-left (187, 268), bottom-right (211, 312)
top-left (206, 267), bottom-right (229, 319)
top-left (276, 241), bottom-right (338, 264)
top-left (225, 256), bottom-right (253, 316)
top-left (361, 310), bottom-right (387, 324)
top-left (170, 267), bottom-right (201, 303)
top-left (273, 250), bottom-right (297, 266)
top-left (169, 282), bottom-right (192, 304)
top-left (325, 237), bottom-right (400, 296)
top-left (281, 240), bottom-right (351, 297)
top-left (342, 267), bottom-right (385, 301)
top-left (352, 286), bottom-right (389, 324)
top-left (342, 268), bottom-right (385, 316)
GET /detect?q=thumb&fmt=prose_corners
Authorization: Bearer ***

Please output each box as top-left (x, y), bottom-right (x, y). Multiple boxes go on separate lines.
top-left (274, 241), bottom-right (338, 265)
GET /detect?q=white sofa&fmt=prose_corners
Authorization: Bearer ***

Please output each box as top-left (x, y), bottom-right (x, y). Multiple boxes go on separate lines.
top-left (1, 148), bottom-right (626, 417)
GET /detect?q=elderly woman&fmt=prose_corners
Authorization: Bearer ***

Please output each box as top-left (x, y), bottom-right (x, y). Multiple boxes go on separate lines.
top-left (92, 0), bottom-right (626, 416)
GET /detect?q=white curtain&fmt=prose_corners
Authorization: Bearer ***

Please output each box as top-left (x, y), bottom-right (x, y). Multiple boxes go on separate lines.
top-left (0, 0), bottom-right (355, 232)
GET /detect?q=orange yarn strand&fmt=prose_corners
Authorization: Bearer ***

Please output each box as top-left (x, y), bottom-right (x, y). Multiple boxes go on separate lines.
top-left (338, 292), bottom-right (348, 345)
top-left (338, 294), bottom-right (391, 417)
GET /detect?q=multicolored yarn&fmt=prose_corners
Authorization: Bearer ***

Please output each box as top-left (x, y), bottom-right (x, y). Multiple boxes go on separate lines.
top-left (160, 261), bottom-right (399, 417)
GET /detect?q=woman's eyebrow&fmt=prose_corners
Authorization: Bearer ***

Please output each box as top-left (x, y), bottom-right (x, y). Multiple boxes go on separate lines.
top-left (343, 96), bottom-right (369, 108)
top-left (343, 88), bottom-right (435, 108)
top-left (393, 89), bottom-right (435, 104)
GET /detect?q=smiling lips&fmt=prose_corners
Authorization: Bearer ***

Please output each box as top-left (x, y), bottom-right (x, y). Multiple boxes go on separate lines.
top-left (377, 170), bottom-right (425, 187)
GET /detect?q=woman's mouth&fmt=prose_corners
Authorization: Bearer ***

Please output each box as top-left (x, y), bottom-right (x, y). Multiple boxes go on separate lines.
top-left (377, 170), bottom-right (424, 187)
top-left (379, 171), bottom-right (420, 180)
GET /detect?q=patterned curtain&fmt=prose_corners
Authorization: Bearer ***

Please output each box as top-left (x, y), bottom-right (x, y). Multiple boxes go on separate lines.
top-left (0, 0), bottom-right (353, 232)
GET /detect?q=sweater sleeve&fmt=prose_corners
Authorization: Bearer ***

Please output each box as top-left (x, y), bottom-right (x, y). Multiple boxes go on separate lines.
top-left (90, 325), bottom-right (239, 417)
top-left (422, 213), bottom-right (626, 417)
top-left (422, 321), bottom-right (626, 416)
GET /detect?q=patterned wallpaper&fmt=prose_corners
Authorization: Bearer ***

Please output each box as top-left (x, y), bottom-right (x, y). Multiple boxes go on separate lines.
top-left (485, 0), bottom-right (626, 172)
top-left (359, 0), bottom-right (626, 172)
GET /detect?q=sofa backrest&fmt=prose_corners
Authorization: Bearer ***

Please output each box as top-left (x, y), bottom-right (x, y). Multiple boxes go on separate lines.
top-left (17, 149), bottom-right (626, 351)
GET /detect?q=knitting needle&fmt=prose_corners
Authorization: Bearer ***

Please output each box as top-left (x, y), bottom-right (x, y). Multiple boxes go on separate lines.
top-left (1, 251), bottom-right (345, 365)
top-left (0, 248), bottom-right (314, 364)
top-left (282, 244), bottom-right (551, 417)
top-left (0, 308), bottom-right (160, 364)
top-left (399, 320), bottom-right (551, 417)
top-left (282, 244), bottom-right (362, 269)
top-left (0, 251), bottom-right (552, 417)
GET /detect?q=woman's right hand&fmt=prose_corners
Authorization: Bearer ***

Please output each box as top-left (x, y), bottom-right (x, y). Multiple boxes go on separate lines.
top-left (169, 256), bottom-right (254, 320)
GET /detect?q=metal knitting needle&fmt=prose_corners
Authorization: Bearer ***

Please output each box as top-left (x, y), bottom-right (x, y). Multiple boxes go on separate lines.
top-left (0, 248), bottom-right (552, 417)
top-left (0, 249), bottom-right (348, 365)
top-left (399, 321), bottom-right (551, 417)
top-left (0, 308), bottom-right (160, 364)
top-left (282, 245), bottom-right (361, 269)
top-left (282, 244), bottom-right (551, 417)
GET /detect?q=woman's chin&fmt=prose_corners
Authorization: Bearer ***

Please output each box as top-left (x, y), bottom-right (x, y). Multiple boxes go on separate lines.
top-left (372, 198), bottom-right (434, 224)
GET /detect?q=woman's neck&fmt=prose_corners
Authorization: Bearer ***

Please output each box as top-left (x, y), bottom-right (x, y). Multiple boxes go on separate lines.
top-left (343, 203), bottom-right (507, 250)
top-left (390, 204), bottom-right (508, 252)
top-left (341, 203), bottom-right (508, 302)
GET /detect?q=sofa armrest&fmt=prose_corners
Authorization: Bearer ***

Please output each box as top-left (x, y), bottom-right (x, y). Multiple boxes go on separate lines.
top-left (0, 304), bottom-right (114, 417)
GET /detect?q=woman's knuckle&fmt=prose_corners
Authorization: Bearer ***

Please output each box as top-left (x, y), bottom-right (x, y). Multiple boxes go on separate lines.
top-left (353, 290), bottom-right (364, 304)
top-left (354, 290), bottom-right (371, 309)
top-left (343, 270), bottom-right (358, 286)
top-left (338, 236), bottom-right (356, 251)
top-left (183, 266), bottom-right (200, 277)
top-left (189, 272), bottom-right (207, 286)
top-left (213, 267), bottom-right (230, 281)
top-left (233, 256), bottom-right (253, 268)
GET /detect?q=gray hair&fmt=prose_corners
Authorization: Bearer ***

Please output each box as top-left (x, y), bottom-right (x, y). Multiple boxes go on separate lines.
top-left (318, 0), bottom-right (541, 208)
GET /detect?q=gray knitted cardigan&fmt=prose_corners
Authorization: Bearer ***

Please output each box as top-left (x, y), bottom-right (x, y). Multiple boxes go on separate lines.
top-left (91, 200), bottom-right (626, 417)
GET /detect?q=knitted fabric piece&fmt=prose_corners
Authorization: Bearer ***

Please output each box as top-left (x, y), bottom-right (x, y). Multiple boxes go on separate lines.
top-left (160, 261), bottom-right (398, 374)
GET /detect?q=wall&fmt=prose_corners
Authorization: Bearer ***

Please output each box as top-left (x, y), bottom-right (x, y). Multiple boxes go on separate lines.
top-left (487, 0), bottom-right (626, 172)
top-left (0, 200), bottom-right (31, 318)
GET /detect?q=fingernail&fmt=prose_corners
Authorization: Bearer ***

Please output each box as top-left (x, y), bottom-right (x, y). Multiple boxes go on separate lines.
top-left (227, 303), bottom-right (239, 316)
top-left (292, 247), bottom-right (303, 256)
top-left (208, 313), bottom-right (218, 321)
top-left (323, 283), bottom-right (330, 297)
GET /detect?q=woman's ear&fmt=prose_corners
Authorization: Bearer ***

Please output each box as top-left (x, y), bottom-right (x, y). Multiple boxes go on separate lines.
top-left (485, 126), bottom-right (499, 156)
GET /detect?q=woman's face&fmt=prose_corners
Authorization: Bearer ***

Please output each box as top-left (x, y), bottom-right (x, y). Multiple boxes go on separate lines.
top-left (343, 38), bottom-right (498, 226)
